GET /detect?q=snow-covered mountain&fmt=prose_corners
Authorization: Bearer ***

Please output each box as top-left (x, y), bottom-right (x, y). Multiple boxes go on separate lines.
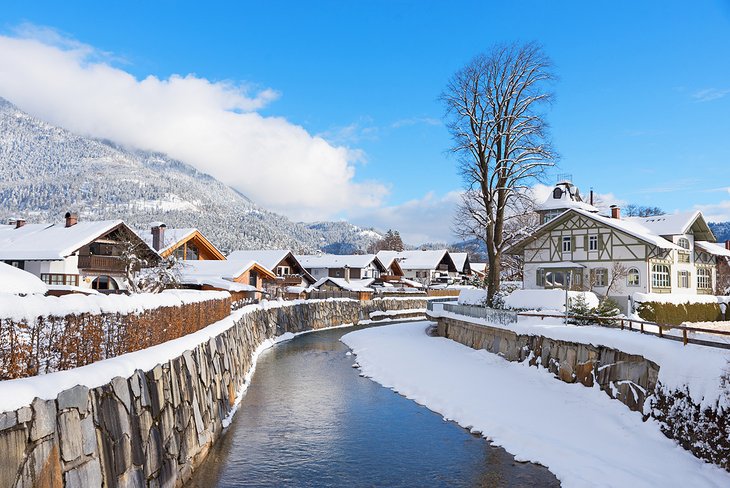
top-left (709, 222), bottom-right (730, 243)
top-left (0, 97), bottom-right (382, 253)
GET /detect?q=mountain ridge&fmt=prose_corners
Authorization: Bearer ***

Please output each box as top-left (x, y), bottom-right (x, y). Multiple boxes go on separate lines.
top-left (0, 97), bottom-right (382, 253)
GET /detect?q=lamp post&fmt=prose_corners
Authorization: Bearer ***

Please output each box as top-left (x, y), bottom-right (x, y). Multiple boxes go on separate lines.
top-left (564, 272), bottom-right (572, 326)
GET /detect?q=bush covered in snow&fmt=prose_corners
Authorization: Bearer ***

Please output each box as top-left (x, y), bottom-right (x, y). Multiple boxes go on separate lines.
top-left (503, 289), bottom-right (599, 312)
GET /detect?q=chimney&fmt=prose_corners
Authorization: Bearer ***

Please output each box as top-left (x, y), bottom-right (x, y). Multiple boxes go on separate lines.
top-left (15, 218), bottom-right (26, 229)
top-left (725, 240), bottom-right (730, 251)
top-left (64, 212), bottom-right (78, 227)
top-left (151, 223), bottom-right (167, 251)
top-left (610, 205), bottom-right (621, 220)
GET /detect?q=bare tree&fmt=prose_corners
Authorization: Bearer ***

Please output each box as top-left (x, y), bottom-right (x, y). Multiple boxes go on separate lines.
top-left (443, 42), bottom-right (557, 305)
top-left (116, 228), bottom-right (181, 293)
top-left (624, 204), bottom-right (665, 217)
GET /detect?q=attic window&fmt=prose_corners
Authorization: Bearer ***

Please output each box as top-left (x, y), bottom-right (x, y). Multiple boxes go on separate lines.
top-left (553, 188), bottom-right (563, 199)
top-left (677, 238), bottom-right (690, 250)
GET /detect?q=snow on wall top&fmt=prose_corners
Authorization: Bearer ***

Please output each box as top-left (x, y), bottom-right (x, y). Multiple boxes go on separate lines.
top-left (0, 220), bottom-right (125, 260)
top-left (0, 262), bottom-right (48, 295)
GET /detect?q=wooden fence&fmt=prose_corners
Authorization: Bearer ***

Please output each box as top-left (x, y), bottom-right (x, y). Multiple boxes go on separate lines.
top-left (0, 296), bottom-right (231, 379)
top-left (518, 312), bottom-right (730, 349)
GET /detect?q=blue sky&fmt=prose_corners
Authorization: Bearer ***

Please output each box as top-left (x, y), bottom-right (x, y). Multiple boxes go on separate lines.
top-left (1, 1), bottom-right (729, 243)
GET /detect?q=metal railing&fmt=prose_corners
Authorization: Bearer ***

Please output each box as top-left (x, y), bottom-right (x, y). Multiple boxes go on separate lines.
top-left (441, 303), bottom-right (518, 326)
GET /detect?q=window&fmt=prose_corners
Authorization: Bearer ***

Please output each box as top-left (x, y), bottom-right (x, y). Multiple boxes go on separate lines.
top-left (698, 268), bottom-right (711, 289)
top-left (536, 269), bottom-right (545, 286)
top-left (553, 187), bottom-right (563, 199)
top-left (593, 268), bottom-right (608, 287)
top-left (678, 270), bottom-right (690, 288)
top-left (41, 274), bottom-right (79, 286)
top-left (276, 266), bottom-right (291, 277)
top-left (91, 275), bottom-right (117, 290)
top-left (249, 271), bottom-right (258, 287)
top-left (677, 238), bottom-right (690, 250)
top-left (651, 264), bottom-right (671, 288)
top-left (588, 235), bottom-right (598, 251)
top-left (677, 252), bottom-right (690, 263)
top-left (542, 209), bottom-right (563, 224)
top-left (627, 268), bottom-right (640, 287)
top-left (6, 260), bottom-right (25, 269)
top-left (562, 236), bottom-right (572, 252)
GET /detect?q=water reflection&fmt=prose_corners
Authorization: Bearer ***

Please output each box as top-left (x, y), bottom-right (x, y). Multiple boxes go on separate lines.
top-left (188, 326), bottom-right (560, 487)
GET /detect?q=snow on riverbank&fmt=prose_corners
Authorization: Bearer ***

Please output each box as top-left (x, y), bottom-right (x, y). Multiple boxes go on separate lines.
top-left (431, 309), bottom-right (730, 409)
top-left (341, 322), bottom-right (730, 488)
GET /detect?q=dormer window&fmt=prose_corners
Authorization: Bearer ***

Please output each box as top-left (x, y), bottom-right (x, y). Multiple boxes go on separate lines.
top-left (677, 238), bottom-right (690, 250)
top-left (553, 188), bottom-right (563, 199)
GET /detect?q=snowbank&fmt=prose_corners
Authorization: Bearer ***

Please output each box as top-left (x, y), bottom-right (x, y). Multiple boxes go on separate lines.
top-left (342, 323), bottom-right (730, 488)
top-left (457, 288), bottom-right (487, 306)
top-left (431, 308), bottom-right (730, 408)
top-left (0, 262), bottom-right (47, 295)
top-left (503, 289), bottom-right (599, 311)
top-left (0, 289), bottom-right (230, 322)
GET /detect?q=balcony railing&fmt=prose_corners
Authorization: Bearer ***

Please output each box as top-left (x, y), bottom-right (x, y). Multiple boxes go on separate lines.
top-left (274, 275), bottom-right (304, 285)
top-left (77, 255), bottom-right (125, 272)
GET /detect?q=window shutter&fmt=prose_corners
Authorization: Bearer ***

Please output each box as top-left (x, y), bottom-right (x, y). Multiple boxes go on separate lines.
top-left (583, 236), bottom-right (588, 250)
top-left (598, 235), bottom-right (604, 251)
top-left (571, 236), bottom-right (576, 251)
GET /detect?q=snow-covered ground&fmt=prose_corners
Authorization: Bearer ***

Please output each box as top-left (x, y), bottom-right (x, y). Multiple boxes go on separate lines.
top-left (342, 322), bottom-right (730, 488)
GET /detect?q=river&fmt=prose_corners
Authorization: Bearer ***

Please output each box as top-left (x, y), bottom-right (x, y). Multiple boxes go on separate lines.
top-left (187, 325), bottom-right (560, 487)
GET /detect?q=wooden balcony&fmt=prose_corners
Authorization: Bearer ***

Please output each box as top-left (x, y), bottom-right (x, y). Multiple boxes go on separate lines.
top-left (278, 275), bottom-right (304, 286)
top-left (78, 255), bottom-right (125, 272)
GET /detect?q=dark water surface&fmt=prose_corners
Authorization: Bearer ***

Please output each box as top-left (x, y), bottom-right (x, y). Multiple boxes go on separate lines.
top-left (188, 326), bottom-right (560, 487)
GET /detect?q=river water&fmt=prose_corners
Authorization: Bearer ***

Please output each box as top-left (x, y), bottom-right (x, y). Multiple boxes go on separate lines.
top-left (187, 325), bottom-right (560, 487)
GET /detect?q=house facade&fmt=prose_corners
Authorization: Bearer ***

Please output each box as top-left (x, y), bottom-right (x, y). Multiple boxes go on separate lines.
top-left (0, 213), bottom-right (158, 293)
top-left (508, 183), bottom-right (728, 311)
top-left (143, 224), bottom-right (226, 261)
top-left (179, 259), bottom-right (276, 301)
top-left (296, 254), bottom-right (387, 282)
top-left (227, 250), bottom-right (315, 298)
top-left (377, 250), bottom-right (458, 286)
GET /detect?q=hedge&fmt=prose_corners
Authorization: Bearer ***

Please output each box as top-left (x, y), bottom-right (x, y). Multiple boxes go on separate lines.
top-left (636, 301), bottom-right (725, 325)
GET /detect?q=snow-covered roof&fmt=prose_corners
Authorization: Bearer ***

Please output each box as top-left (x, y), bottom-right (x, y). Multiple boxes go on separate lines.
top-left (471, 262), bottom-right (487, 274)
top-left (227, 250), bottom-right (291, 272)
top-left (180, 276), bottom-right (257, 292)
top-left (536, 182), bottom-right (598, 213)
top-left (0, 220), bottom-right (127, 260)
top-left (296, 254), bottom-right (385, 271)
top-left (312, 277), bottom-right (375, 292)
top-left (450, 252), bottom-right (470, 272)
top-left (623, 211), bottom-right (714, 240)
top-left (0, 262), bottom-right (48, 295)
top-left (377, 250), bottom-right (455, 271)
top-left (140, 227), bottom-right (196, 254)
top-left (510, 208), bottom-right (683, 253)
top-left (180, 259), bottom-right (260, 281)
top-left (46, 285), bottom-right (100, 295)
top-left (696, 241), bottom-right (730, 258)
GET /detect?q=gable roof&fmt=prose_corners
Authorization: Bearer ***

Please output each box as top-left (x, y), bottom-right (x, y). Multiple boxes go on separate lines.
top-left (179, 259), bottom-right (276, 282)
top-left (0, 220), bottom-right (137, 260)
top-left (507, 208), bottom-right (683, 254)
top-left (140, 227), bottom-right (226, 260)
top-left (623, 211), bottom-right (715, 242)
top-left (450, 252), bottom-right (471, 273)
top-left (377, 250), bottom-right (457, 272)
top-left (296, 254), bottom-right (387, 273)
top-left (312, 277), bottom-right (375, 292)
top-left (695, 241), bottom-right (730, 258)
top-left (227, 249), bottom-right (315, 284)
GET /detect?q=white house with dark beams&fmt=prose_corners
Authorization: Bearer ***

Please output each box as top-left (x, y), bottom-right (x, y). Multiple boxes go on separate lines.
top-left (508, 183), bottom-right (728, 311)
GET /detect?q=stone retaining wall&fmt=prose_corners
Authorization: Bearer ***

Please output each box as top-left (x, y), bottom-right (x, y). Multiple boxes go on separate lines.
top-left (436, 315), bottom-right (729, 471)
top-left (0, 298), bottom-right (426, 488)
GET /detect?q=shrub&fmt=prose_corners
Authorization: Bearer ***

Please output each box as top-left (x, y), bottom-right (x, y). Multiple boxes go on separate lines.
top-left (636, 301), bottom-right (723, 325)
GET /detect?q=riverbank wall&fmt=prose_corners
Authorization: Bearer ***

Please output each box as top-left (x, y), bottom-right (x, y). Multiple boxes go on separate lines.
top-left (0, 298), bottom-right (426, 488)
top-left (435, 314), bottom-right (730, 472)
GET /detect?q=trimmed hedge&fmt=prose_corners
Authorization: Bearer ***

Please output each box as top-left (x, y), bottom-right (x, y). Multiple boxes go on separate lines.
top-left (636, 301), bottom-right (725, 325)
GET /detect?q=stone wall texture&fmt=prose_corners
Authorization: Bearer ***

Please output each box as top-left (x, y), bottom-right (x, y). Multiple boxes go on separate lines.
top-left (0, 298), bottom-right (426, 488)
top-left (436, 315), bottom-right (730, 472)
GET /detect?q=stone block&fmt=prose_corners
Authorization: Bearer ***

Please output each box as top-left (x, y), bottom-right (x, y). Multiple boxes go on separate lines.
top-left (30, 398), bottom-right (57, 441)
top-left (111, 377), bottom-right (132, 414)
top-left (22, 439), bottom-right (62, 488)
top-left (58, 385), bottom-right (90, 414)
top-left (81, 415), bottom-right (97, 456)
top-left (0, 411), bottom-right (17, 431)
top-left (64, 457), bottom-right (102, 488)
top-left (17, 406), bottom-right (32, 424)
top-left (0, 428), bottom-right (27, 488)
top-left (58, 409), bottom-right (83, 463)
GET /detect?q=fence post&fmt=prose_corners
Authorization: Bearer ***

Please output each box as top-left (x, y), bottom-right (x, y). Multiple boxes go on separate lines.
top-left (640, 322), bottom-right (644, 334)
top-left (682, 329), bottom-right (688, 346)
top-left (620, 319), bottom-right (624, 330)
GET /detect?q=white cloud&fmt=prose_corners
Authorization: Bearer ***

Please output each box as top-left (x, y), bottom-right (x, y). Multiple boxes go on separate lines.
top-left (0, 28), bottom-right (388, 221)
top-left (694, 200), bottom-right (730, 223)
top-left (691, 88), bottom-right (730, 103)
top-left (351, 191), bottom-right (462, 244)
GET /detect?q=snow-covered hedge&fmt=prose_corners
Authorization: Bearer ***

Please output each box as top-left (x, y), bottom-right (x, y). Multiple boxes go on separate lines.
top-left (503, 289), bottom-right (599, 312)
top-left (0, 290), bottom-right (231, 379)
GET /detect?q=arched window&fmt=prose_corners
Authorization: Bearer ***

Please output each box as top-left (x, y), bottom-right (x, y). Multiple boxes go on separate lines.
top-left (627, 268), bottom-right (640, 287)
top-left (697, 268), bottom-right (711, 290)
top-left (651, 264), bottom-right (671, 288)
top-left (677, 238), bottom-right (690, 250)
top-left (553, 187), bottom-right (563, 199)
top-left (91, 275), bottom-right (119, 290)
